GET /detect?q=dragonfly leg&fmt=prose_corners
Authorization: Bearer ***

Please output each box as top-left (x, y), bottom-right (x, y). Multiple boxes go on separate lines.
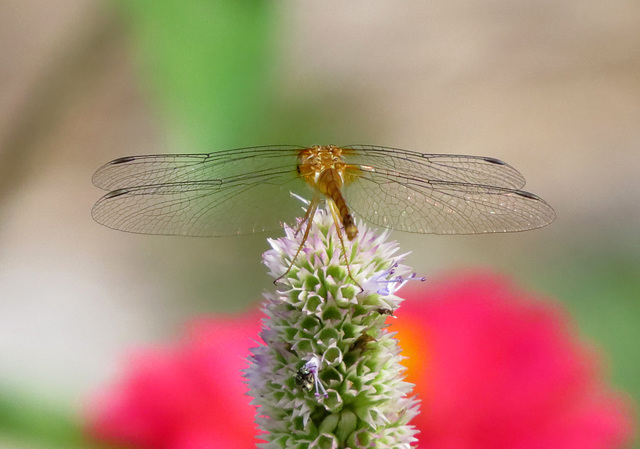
top-left (275, 197), bottom-right (319, 284)
top-left (293, 193), bottom-right (317, 237)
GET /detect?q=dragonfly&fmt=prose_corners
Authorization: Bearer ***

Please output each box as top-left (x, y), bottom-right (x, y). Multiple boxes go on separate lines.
top-left (92, 145), bottom-right (555, 274)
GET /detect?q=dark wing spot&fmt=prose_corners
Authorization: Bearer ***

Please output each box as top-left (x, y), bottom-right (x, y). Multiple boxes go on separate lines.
top-left (104, 188), bottom-right (130, 199)
top-left (111, 156), bottom-right (136, 165)
top-left (482, 157), bottom-right (507, 165)
top-left (515, 190), bottom-right (541, 200)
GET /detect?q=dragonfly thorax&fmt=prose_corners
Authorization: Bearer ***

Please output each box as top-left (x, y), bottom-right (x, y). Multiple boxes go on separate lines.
top-left (297, 145), bottom-right (347, 186)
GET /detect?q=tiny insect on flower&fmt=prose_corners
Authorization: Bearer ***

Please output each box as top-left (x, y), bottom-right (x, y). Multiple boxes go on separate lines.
top-left (294, 355), bottom-right (328, 398)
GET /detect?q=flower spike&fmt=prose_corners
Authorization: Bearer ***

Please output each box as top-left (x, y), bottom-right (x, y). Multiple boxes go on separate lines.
top-left (246, 206), bottom-right (419, 448)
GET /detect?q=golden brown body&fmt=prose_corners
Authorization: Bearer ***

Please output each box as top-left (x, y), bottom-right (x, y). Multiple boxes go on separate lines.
top-left (297, 145), bottom-right (358, 240)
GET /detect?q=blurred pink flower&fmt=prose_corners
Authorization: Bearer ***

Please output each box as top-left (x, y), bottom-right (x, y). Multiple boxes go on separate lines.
top-left (86, 312), bottom-right (262, 449)
top-left (86, 272), bottom-right (634, 449)
top-left (393, 271), bottom-right (634, 449)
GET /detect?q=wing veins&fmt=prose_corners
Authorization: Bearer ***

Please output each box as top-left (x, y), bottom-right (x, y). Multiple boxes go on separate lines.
top-left (345, 145), bottom-right (526, 189)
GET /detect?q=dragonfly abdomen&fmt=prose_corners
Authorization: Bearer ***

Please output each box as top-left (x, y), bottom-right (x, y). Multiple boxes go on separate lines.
top-left (316, 168), bottom-right (358, 240)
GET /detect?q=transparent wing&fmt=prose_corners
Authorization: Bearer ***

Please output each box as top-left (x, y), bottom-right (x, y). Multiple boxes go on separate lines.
top-left (92, 146), bottom-right (303, 191)
top-left (343, 145), bottom-right (527, 189)
top-left (92, 144), bottom-right (553, 237)
top-left (344, 169), bottom-right (555, 234)
top-left (91, 169), bottom-right (311, 236)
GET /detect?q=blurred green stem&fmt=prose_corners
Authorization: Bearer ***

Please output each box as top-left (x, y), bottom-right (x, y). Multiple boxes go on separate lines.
top-left (0, 390), bottom-right (104, 449)
top-left (113, 0), bottom-right (277, 150)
